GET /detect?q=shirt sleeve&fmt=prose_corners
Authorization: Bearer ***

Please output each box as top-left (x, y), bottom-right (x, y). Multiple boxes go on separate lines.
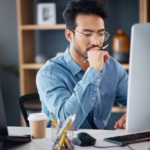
top-left (115, 61), bottom-right (128, 106)
top-left (36, 67), bottom-right (102, 130)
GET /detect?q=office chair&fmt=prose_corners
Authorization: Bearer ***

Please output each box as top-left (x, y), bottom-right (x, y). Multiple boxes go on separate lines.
top-left (18, 93), bottom-right (41, 127)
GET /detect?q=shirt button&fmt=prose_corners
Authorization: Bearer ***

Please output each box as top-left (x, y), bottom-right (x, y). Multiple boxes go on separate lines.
top-left (98, 79), bottom-right (100, 81)
top-left (94, 118), bottom-right (96, 120)
top-left (93, 97), bottom-right (95, 99)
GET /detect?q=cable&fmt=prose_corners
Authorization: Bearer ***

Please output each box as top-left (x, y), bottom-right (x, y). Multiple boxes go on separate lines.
top-left (93, 145), bottom-right (120, 148)
top-left (127, 145), bottom-right (134, 150)
top-left (94, 145), bottom-right (150, 150)
top-left (93, 145), bottom-right (134, 150)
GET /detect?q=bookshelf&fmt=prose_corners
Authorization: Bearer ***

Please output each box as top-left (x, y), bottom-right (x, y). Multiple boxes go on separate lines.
top-left (17, 0), bottom-right (149, 125)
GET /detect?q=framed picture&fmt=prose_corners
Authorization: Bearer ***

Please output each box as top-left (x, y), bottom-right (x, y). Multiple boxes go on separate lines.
top-left (37, 3), bottom-right (56, 25)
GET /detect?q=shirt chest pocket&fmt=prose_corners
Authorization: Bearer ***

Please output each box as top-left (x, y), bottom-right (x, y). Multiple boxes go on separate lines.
top-left (101, 92), bottom-right (116, 119)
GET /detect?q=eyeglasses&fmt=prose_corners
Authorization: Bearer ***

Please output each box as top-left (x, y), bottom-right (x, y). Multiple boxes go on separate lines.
top-left (71, 29), bottom-right (110, 42)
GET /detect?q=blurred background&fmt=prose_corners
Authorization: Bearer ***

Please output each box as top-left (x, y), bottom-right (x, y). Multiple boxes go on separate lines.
top-left (0, 0), bottom-right (148, 128)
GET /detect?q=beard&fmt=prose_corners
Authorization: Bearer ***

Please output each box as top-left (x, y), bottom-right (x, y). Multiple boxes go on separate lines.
top-left (74, 46), bottom-right (88, 59)
top-left (74, 42), bottom-right (102, 60)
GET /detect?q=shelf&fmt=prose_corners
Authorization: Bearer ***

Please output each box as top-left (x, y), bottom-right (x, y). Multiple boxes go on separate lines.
top-left (23, 63), bottom-right (129, 70)
top-left (24, 101), bottom-right (41, 110)
top-left (20, 24), bottom-right (66, 30)
top-left (24, 101), bottom-right (126, 113)
top-left (121, 64), bottom-right (129, 70)
top-left (111, 106), bottom-right (126, 113)
top-left (23, 63), bottom-right (44, 69)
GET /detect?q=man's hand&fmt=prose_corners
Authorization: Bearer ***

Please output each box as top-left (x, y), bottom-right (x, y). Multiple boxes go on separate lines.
top-left (87, 47), bottom-right (110, 72)
top-left (114, 113), bottom-right (126, 129)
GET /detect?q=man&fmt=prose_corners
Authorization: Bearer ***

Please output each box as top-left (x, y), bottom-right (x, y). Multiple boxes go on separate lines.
top-left (36, 0), bottom-right (127, 130)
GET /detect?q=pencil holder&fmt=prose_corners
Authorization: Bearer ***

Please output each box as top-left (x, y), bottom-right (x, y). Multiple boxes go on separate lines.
top-left (51, 120), bottom-right (74, 150)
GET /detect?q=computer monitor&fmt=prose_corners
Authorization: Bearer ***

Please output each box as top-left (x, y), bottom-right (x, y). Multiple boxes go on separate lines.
top-left (126, 23), bottom-right (150, 133)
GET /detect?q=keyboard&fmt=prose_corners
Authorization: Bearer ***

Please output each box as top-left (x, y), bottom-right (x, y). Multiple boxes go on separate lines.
top-left (104, 131), bottom-right (150, 146)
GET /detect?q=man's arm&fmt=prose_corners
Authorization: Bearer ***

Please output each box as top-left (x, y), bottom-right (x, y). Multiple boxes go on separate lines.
top-left (114, 61), bottom-right (128, 129)
top-left (36, 47), bottom-right (110, 130)
top-left (36, 67), bottom-right (101, 130)
top-left (114, 113), bottom-right (126, 129)
top-left (115, 61), bottom-right (128, 106)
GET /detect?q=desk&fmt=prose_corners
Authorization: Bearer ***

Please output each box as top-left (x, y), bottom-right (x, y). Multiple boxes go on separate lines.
top-left (5, 127), bottom-right (150, 150)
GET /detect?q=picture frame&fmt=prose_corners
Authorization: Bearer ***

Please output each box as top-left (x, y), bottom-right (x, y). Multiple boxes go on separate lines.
top-left (37, 3), bottom-right (56, 25)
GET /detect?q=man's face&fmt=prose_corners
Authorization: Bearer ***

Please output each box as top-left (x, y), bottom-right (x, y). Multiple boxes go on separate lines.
top-left (73, 14), bottom-right (105, 59)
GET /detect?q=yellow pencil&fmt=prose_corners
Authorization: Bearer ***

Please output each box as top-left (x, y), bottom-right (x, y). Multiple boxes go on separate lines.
top-left (58, 119), bottom-right (72, 150)
top-left (51, 118), bottom-right (70, 147)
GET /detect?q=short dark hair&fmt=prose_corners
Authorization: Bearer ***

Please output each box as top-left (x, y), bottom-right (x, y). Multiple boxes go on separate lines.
top-left (63, 0), bottom-right (108, 30)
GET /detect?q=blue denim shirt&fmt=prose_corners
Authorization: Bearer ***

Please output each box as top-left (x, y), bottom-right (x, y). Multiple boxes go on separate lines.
top-left (36, 46), bottom-right (128, 130)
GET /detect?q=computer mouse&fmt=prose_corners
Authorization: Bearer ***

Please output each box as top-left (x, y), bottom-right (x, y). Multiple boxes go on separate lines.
top-left (73, 132), bottom-right (96, 146)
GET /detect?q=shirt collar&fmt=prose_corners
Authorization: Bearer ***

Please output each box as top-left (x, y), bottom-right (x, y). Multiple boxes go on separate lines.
top-left (64, 46), bottom-right (82, 76)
